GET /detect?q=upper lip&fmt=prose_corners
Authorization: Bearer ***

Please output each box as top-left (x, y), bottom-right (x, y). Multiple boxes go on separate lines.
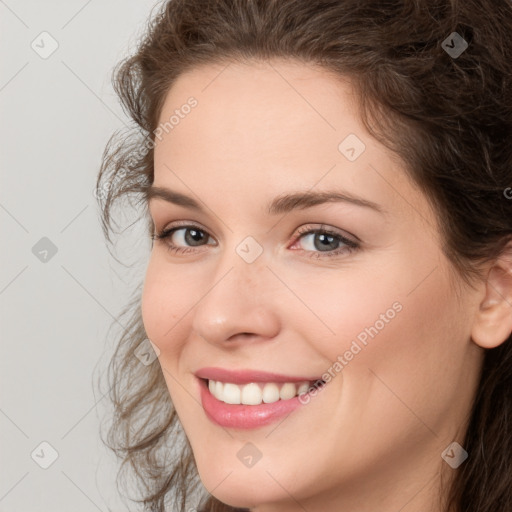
top-left (195, 367), bottom-right (322, 384)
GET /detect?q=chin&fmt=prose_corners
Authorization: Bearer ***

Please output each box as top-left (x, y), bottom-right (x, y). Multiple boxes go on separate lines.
top-left (196, 462), bottom-right (289, 509)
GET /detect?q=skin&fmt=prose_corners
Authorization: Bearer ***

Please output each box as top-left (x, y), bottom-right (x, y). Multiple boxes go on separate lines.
top-left (141, 59), bottom-right (512, 512)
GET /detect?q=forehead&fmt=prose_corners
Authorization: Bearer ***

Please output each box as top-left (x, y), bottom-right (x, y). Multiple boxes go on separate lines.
top-left (152, 59), bottom-right (431, 228)
top-left (156, 58), bottom-right (360, 155)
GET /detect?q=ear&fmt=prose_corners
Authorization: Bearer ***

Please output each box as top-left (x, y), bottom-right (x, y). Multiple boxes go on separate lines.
top-left (471, 241), bottom-right (512, 349)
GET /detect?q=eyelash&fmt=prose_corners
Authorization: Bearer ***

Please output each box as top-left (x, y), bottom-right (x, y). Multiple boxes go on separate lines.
top-left (151, 221), bottom-right (360, 259)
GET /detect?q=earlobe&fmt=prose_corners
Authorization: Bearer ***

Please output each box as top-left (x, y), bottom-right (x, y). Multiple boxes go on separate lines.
top-left (471, 244), bottom-right (512, 349)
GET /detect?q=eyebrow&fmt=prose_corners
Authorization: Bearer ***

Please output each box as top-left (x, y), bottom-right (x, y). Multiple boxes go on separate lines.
top-left (146, 186), bottom-right (386, 215)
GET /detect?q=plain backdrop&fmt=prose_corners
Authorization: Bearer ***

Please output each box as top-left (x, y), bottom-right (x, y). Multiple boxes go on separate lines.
top-left (0, 1), bottom-right (162, 510)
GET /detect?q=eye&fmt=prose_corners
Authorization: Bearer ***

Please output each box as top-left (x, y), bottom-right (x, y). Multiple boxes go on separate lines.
top-left (151, 222), bottom-right (215, 254)
top-left (151, 222), bottom-right (360, 259)
top-left (290, 225), bottom-right (359, 258)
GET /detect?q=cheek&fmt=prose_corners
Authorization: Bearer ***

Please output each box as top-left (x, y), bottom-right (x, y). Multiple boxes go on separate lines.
top-left (286, 255), bottom-right (463, 403)
top-left (140, 256), bottom-right (201, 410)
top-left (326, 262), bottom-right (466, 429)
top-left (140, 254), bottom-right (198, 355)
top-left (278, 260), bottom-right (408, 363)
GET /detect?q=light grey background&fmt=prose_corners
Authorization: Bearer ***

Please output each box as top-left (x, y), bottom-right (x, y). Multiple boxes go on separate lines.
top-left (1, 1), bottom-right (161, 510)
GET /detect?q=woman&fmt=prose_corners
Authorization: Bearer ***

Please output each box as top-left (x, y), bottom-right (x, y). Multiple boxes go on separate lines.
top-left (96, 1), bottom-right (512, 511)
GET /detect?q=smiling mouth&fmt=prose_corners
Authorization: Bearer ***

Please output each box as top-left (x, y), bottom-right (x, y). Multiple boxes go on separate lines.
top-left (203, 378), bottom-right (325, 405)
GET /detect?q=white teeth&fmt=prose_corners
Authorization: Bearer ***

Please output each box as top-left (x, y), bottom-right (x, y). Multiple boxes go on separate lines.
top-left (279, 382), bottom-right (296, 400)
top-left (207, 379), bottom-right (312, 405)
top-left (214, 380), bottom-right (223, 400)
top-left (297, 382), bottom-right (309, 395)
top-left (222, 383), bottom-right (241, 404)
top-left (262, 383), bottom-right (280, 404)
top-left (241, 383), bottom-right (262, 405)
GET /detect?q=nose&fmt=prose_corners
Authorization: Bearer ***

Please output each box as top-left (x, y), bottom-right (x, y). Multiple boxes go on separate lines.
top-left (191, 252), bottom-right (281, 346)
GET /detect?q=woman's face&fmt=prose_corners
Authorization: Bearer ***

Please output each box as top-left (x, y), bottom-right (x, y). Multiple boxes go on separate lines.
top-left (142, 59), bottom-right (484, 511)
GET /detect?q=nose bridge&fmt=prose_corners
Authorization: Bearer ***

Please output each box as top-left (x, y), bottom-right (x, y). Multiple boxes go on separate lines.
top-left (191, 243), bottom-right (281, 344)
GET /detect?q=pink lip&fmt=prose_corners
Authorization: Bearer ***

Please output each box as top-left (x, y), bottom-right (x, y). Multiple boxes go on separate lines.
top-left (195, 367), bottom-right (325, 430)
top-left (195, 367), bottom-right (321, 384)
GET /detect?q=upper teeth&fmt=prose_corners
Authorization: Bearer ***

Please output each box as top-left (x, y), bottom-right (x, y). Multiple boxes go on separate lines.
top-left (208, 380), bottom-right (310, 405)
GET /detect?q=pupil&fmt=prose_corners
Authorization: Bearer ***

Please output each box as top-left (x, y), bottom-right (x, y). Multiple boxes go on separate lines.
top-left (314, 233), bottom-right (337, 251)
top-left (185, 229), bottom-right (206, 246)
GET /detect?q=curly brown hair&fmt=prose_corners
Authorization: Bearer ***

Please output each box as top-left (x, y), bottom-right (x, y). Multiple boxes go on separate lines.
top-left (96, 1), bottom-right (512, 511)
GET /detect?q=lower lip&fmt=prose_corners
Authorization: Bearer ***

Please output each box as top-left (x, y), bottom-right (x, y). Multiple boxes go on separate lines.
top-left (198, 378), bottom-right (315, 429)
